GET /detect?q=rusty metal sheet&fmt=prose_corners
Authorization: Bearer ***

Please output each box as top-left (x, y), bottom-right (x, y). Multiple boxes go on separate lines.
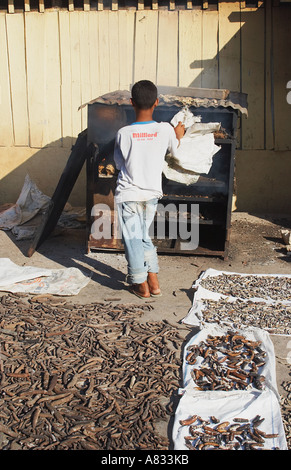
top-left (80, 88), bottom-right (248, 116)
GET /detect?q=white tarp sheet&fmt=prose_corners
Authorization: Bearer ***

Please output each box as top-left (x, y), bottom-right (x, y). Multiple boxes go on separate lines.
top-left (0, 258), bottom-right (91, 296)
top-left (172, 388), bottom-right (288, 450)
top-left (183, 268), bottom-right (291, 329)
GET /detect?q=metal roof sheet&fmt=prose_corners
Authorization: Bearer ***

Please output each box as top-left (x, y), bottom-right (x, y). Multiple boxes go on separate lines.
top-left (80, 88), bottom-right (248, 116)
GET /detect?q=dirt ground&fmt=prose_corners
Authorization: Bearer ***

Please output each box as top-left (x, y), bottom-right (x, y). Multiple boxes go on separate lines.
top-left (0, 211), bottom-right (290, 448)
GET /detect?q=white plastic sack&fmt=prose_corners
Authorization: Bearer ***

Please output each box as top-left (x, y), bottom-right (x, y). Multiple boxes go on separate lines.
top-left (182, 323), bottom-right (278, 399)
top-left (172, 388), bottom-right (288, 450)
top-left (173, 133), bottom-right (221, 174)
top-left (170, 107), bottom-right (221, 136)
top-left (0, 258), bottom-right (91, 296)
top-left (186, 121), bottom-right (221, 136)
top-left (0, 174), bottom-right (51, 230)
top-left (163, 161), bottom-right (200, 186)
top-left (11, 225), bottom-right (38, 240)
top-left (168, 108), bottom-right (221, 175)
top-left (170, 107), bottom-right (201, 128)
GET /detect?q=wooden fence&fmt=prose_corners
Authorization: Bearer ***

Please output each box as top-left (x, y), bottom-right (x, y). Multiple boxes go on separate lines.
top-left (0, 2), bottom-right (290, 151)
top-left (2, 0), bottom-right (229, 14)
top-left (3, 1), bottom-right (211, 14)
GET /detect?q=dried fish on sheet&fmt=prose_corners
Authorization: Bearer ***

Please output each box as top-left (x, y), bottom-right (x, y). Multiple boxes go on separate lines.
top-left (172, 388), bottom-right (288, 450)
top-left (280, 380), bottom-right (291, 449)
top-left (0, 293), bottom-right (184, 450)
top-left (183, 269), bottom-right (291, 333)
top-left (200, 298), bottom-right (291, 336)
top-left (180, 415), bottom-right (280, 450)
top-left (182, 324), bottom-right (277, 397)
top-left (185, 330), bottom-right (267, 392)
top-left (199, 272), bottom-right (291, 303)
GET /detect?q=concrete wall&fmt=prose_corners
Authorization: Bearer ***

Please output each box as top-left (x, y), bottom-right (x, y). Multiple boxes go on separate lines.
top-left (0, 2), bottom-right (291, 213)
top-left (235, 150), bottom-right (291, 214)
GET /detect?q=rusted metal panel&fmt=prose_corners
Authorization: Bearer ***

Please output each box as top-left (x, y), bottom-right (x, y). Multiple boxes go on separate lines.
top-left (81, 88), bottom-right (248, 116)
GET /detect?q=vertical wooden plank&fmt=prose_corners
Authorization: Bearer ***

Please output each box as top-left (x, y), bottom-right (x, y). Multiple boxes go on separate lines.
top-left (98, 10), bottom-right (110, 95)
top-left (24, 0), bottom-right (30, 11)
top-left (157, 11), bottom-right (178, 87)
top-left (152, 0), bottom-right (158, 10)
top-left (6, 13), bottom-right (29, 146)
top-left (169, 0), bottom-right (175, 10)
top-left (88, 11), bottom-right (101, 99)
top-left (68, 0), bottom-right (74, 12)
top-left (218, 2), bottom-right (241, 147)
top-left (273, 5), bottom-right (291, 150)
top-left (134, 11), bottom-right (158, 84)
top-left (84, 0), bottom-right (90, 11)
top-left (8, 0), bottom-right (14, 14)
top-left (44, 11), bottom-right (62, 146)
top-left (138, 0), bottom-right (144, 10)
top-left (25, 12), bottom-right (46, 148)
top-left (265, 0), bottom-right (274, 150)
top-left (178, 10), bottom-right (202, 87)
top-left (69, 12), bottom-right (82, 139)
top-left (201, 9), bottom-right (219, 89)
top-left (79, 12), bottom-right (91, 130)
top-left (0, 14), bottom-right (13, 146)
top-left (241, 6), bottom-right (265, 150)
top-left (59, 11), bottom-right (73, 147)
top-left (39, 0), bottom-right (44, 13)
top-left (218, 2), bottom-right (241, 91)
top-left (108, 12), bottom-right (120, 91)
top-left (112, 0), bottom-right (118, 11)
top-left (118, 10), bottom-right (135, 90)
top-left (26, 12), bottom-right (61, 148)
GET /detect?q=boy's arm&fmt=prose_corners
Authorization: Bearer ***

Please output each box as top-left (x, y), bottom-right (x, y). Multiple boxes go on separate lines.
top-left (174, 122), bottom-right (185, 144)
top-left (113, 134), bottom-right (123, 170)
top-left (166, 122), bottom-right (184, 157)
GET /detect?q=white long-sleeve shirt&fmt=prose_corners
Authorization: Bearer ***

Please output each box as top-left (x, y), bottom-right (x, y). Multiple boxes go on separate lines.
top-left (114, 121), bottom-right (178, 203)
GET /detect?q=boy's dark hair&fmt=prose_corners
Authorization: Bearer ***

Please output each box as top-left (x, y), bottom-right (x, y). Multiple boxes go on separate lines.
top-left (131, 80), bottom-right (158, 110)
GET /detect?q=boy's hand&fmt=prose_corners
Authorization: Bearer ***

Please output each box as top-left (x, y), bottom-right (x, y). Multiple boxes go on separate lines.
top-left (174, 122), bottom-right (186, 141)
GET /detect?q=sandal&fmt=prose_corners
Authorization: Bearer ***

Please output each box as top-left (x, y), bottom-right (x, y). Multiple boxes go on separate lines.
top-left (129, 281), bottom-right (151, 299)
top-left (147, 272), bottom-right (162, 297)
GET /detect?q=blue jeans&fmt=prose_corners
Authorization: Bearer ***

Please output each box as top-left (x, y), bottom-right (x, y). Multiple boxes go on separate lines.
top-left (117, 199), bottom-right (159, 285)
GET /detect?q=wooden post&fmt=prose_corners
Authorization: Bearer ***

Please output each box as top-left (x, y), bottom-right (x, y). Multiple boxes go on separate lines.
top-left (24, 0), bottom-right (30, 12)
top-left (169, 0), bottom-right (175, 10)
top-left (8, 0), bottom-right (15, 14)
top-left (39, 0), bottom-right (44, 13)
top-left (138, 0), bottom-right (144, 11)
top-left (152, 0), bottom-right (158, 10)
top-left (84, 0), bottom-right (90, 11)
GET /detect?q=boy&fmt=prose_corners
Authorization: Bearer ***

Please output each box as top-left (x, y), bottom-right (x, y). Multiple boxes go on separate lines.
top-left (114, 80), bottom-right (185, 299)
